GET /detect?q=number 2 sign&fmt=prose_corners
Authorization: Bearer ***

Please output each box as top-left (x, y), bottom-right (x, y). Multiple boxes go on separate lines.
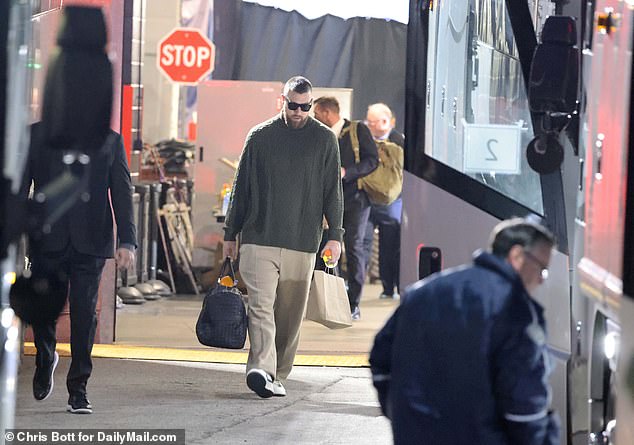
top-left (463, 121), bottom-right (523, 175)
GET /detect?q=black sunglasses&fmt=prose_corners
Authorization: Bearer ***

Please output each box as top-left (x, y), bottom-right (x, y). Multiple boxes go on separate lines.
top-left (284, 96), bottom-right (312, 112)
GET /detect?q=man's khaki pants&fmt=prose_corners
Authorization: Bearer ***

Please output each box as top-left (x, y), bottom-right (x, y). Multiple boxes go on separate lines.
top-left (239, 244), bottom-right (316, 382)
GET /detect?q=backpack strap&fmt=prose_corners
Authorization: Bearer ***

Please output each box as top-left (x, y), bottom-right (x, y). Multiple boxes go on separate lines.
top-left (340, 121), bottom-right (362, 189)
top-left (340, 121), bottom-right (360, 161)
top-left (349, 121), bottom-right (360, 163)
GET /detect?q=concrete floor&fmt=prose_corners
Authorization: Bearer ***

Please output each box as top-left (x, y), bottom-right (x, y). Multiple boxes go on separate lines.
top-left (14, 358), bottom-right (392, 444)
top-left (13, 283), bottom-right (397, 444)
top-left (115, 283), bottom-right (399, 356)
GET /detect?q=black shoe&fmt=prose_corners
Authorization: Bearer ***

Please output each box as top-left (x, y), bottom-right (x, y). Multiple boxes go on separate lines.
top-left (351, 306), bottom-right (361, 321)
top-left (67, 393), bottom-right (93, 414)
top-left (33, 351), bottom-right (59, 401)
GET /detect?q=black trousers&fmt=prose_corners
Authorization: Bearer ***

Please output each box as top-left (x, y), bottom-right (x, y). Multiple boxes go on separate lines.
top-left (31, 244), bottom-right (106, 397)
top-left (343, 190), bottom-right (372, 310)
top-left (363, 197), bottom-right (402, 295)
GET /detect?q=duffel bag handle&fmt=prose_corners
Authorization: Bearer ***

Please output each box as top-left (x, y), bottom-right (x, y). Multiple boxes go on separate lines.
top-left (218, 256), bottom-right (237, 286)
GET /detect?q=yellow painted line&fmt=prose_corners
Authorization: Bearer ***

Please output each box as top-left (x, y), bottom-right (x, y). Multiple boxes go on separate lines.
top-left (580, 282), bottom-right (603, 302)
top-left (605, 292), bottom-right (621, 311)
top-left (23, 343), bottom-right (369, 367)
top-left (580, 282), bottom-right (622, 312)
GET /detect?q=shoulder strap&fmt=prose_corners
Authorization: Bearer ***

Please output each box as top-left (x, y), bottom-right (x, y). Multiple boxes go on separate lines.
top-left (341, 121), bottom-right (360, 164)
top-left (345, 122), bottom-right (364, 189)
top-left (349, 121), bottom-right (360, 164)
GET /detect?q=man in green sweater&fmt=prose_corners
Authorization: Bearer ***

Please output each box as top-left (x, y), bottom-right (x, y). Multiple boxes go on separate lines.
top-left (223, 76), bottom-right (344, 398)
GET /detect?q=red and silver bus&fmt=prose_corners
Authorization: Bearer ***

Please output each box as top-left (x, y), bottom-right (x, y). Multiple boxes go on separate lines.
top-left (402, 1), bottom-right (633, 443)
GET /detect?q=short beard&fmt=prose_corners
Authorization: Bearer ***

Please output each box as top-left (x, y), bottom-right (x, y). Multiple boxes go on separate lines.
top-left (284, 111), bottom-right (308, 129)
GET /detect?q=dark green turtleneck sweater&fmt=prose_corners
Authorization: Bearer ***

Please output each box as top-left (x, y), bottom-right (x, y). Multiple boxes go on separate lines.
top-left (224, 114), bottom-right (344, 253)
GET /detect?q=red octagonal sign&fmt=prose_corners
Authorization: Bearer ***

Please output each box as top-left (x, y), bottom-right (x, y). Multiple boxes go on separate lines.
top-left (157, 28), bottom-right (215, 85)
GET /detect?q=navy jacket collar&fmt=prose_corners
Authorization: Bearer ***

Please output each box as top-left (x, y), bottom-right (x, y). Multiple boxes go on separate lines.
top-left (472, 250), bottom-right (546, 314)
top-left (473, 249), bottom-right (522, 285)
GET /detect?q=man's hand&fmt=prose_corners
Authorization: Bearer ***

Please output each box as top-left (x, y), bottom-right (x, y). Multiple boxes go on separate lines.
top-left (341, 167), bottom-right (346, 179)
top-left (223, 240), bottom-right (238, 260)
top-left (321, 240), bottom-right (342, 264)
top-left (115, 247), bottom-right (135, 270)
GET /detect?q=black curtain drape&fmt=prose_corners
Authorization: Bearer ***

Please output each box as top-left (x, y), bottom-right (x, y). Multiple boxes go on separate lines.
top-left (213, 1), bottom-right (407, 130)
top-left (404, 0), bottom-right (429, 177)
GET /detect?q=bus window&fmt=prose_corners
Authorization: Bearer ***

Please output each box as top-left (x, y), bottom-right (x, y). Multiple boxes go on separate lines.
top-left (424, 0), bottom-right (554, 214)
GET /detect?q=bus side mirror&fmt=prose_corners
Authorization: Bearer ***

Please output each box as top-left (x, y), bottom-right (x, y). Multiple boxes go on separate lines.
top-left (527, 16), bottom-right (579, 174)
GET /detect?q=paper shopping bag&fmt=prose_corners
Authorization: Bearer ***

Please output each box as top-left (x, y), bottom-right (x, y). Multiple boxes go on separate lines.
top-left (306, 269), bottom-right (352, 329)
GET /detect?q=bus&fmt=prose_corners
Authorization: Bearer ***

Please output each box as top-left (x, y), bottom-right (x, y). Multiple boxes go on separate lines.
top-left (1, 0), bottom-right (32, 438)
top-left (402, 0), bottom-right (633, 443)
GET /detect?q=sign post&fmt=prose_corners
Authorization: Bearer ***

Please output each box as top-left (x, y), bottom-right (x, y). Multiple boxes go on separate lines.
top-left (157, 28), bottom-right (215, 84)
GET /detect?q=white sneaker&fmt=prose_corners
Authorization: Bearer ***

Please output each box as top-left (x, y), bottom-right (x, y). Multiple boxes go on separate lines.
top-left (246, 369), bottom-right (275, 398)
top-left (272, 381), bottom-right (286, 397)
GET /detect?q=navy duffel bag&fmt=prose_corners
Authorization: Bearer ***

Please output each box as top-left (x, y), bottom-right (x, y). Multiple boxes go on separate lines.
top-left (196, 258), bottom-right (247, 349)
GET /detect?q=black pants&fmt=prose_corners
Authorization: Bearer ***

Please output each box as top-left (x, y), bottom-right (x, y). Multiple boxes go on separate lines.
top-left (363, 197), bottom-right (402, 295)
top-left (31, 244), bottom-right (106, 397)
top-left (343, 190), bottom-right (372, 310)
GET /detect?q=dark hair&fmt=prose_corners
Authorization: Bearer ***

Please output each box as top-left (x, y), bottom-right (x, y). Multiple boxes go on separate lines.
top-left (314, 96), bottom-right (340, 114)
top-left (42, 6), bottom-right (112, 151)
top-left (489, 217), bottom-right (556, 257)
top-left (283, 76), bottom-right (312, 96)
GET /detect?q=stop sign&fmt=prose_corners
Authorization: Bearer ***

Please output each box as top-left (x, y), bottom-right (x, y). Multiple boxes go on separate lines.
top-left (157, 28), bottom-right (215, 84)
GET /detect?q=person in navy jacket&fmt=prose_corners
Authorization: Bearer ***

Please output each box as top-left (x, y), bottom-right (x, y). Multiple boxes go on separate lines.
top-left (370, 217), bottom-right (560, 445)
top-left (313, 96), bottom-right (378, 320)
